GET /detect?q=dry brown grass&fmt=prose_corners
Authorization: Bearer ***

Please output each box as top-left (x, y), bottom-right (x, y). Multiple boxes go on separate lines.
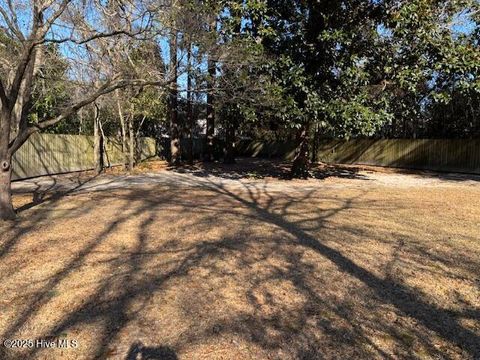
top-left (1, 162), bottom-right (479, 359)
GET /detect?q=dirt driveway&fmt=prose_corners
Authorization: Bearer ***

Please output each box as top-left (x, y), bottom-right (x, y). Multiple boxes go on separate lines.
top-left (1, 160), bottom-right (480, 359)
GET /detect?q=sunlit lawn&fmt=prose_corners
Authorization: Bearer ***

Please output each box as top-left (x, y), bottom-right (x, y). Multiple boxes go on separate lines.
top-left (1, 164), bottom-right (479, 359)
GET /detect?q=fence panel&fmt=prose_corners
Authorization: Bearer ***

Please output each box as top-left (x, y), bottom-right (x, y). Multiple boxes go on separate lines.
top-left (316, 139), bottom-right (480, 174)
top-left (12, 133), bottom-right (156, 180)
top-left (13, 136), bottom-right (480, 178)
top-left (238, 139), bottom-right (480, 174)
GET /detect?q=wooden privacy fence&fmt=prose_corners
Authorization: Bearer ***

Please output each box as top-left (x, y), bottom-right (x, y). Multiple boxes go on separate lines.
top-left (238, 139), bottom-right (480, 174)
top-left (13, 135), bottom-right (479, 178)
top-left (12, 133), bottom-right (156, 180)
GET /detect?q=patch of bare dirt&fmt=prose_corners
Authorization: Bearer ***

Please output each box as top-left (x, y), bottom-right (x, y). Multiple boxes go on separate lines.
top-left (1, 160), bottom-right (479, 359)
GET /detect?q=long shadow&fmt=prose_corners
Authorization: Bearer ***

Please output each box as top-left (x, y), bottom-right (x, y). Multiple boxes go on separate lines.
top-left (0, 173), bottom-right (106, 262)
top-left (1, 170), bottom-right (478, 359)
top-left (0, 186), bottom-right (146, 345)
top-left (14, 172), bottom-right (101, 213)
top-left (3, 179), bottom-right (239, 359)
top-left (172, 157), bottom-right (370, 181)
top-left (203, 179), bottom-right (480, 357)
top-left (10, 192), bottom-right (231, 359)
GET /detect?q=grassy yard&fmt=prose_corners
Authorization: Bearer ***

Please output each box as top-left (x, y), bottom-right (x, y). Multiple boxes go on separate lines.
top-left (1, 161), bottom-right (479, 359)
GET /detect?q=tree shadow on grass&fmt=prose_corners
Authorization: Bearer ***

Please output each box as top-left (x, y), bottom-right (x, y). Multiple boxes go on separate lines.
top-left (0, 174), bottom-right (478, 359)
top-left (172, 157), bottom-right (370, 181)
top-left (0, 174), bottom-right (119, 265)
top-left (201, 179), bottom-right (480, 358)
top-left (13, 172), bottom-right (102, 213)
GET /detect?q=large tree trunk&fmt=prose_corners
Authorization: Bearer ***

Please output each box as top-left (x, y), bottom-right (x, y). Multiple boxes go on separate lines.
top-left (291, 123), bottom-right (311, 179)
top-left (204, 18), bottom-right (216, 162)
top-left (0, 159), bottom-right (15, 221)
top-left (169, 29), bottom-right (181, 166)
top-left (0, 109), bottom-right (15, 220)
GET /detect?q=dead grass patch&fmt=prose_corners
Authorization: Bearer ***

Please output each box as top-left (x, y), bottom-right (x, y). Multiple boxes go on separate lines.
top-left (1, 166), bottom-right (479, 359)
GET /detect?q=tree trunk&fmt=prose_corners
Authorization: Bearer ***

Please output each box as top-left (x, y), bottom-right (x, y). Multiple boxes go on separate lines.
top-left (223, 120), bottom-right (236, 164)
top-left (116, 91), bottom-right (128, 169)
top-left (134, 115), bottom-right (147, 165)
top-left (93, 104), bottom-right (104, 174)
top-left (0, 160), bottom-right (15, 221)
top-left (99, 119), bottom-right (110, 168)
top-left (186, 40), bottom-right (194, 165)
top-left (79, 108), bottom-right (84, 134)
top-left (135, 137), bottom-right (141, 165)
top-left (186, 104), bottom-right (194, 165)
top-left (170, 114), bottom-right (181, 166)
top-left (0, 108), bottom-right (16, 220)
top-left (169, 29), bottom-right (181, 166)
top-left (128, 115), bottom-right (135, 171)
top-left (222, 12), bottom-right (242, 165)
top-left (204, 18), bottom-right (216, 162)
top-left (205, 68), bottom-right (215, 161)
top-left (310, 123), bottom-right (320, 163)
top-left (291, 123), bottom-right (310, 179)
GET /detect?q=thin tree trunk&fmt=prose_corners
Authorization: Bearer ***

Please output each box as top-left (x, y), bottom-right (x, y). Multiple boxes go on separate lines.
top-left (223, 120), bottom-right (236, 164)
top-left (310, 123), bottom-right (320, 163)
top-left (135, 115), bottom-right (147, 164)
top-left (116, 90), bottom-right (128, 169)
top-left (93, 103), bottom-right (104, 174)
top-left (99, 119), bottom-right (110, 168)
top-left (291, 123), bottom-right (311, 179)
top-left (223, 13), bottom-right (240, 165)
top-left (204, 18), bottom-right (216, 162)
top-left (169, 29), bottom-right (181, 165)
top-left (79, 108), bottom-right (84, 134)
top-left (186, 40), bottom-right (194, 165)
top-left (128, 114), bottom-right (135, 171)
top-left (135, 137), bottom-right (141, 165)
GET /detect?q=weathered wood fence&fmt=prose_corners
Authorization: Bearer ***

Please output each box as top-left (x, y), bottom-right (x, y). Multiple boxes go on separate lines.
top-left (13, 135), bottom-right (480, 178)
top-left (237, 139), bottom-right (480, 174)
top-left (12, 133), bottom-right (156, 180)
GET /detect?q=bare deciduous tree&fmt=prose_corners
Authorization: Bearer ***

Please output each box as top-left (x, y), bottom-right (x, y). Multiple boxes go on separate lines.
top-left (0, 0), bottom-right (176, 220)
